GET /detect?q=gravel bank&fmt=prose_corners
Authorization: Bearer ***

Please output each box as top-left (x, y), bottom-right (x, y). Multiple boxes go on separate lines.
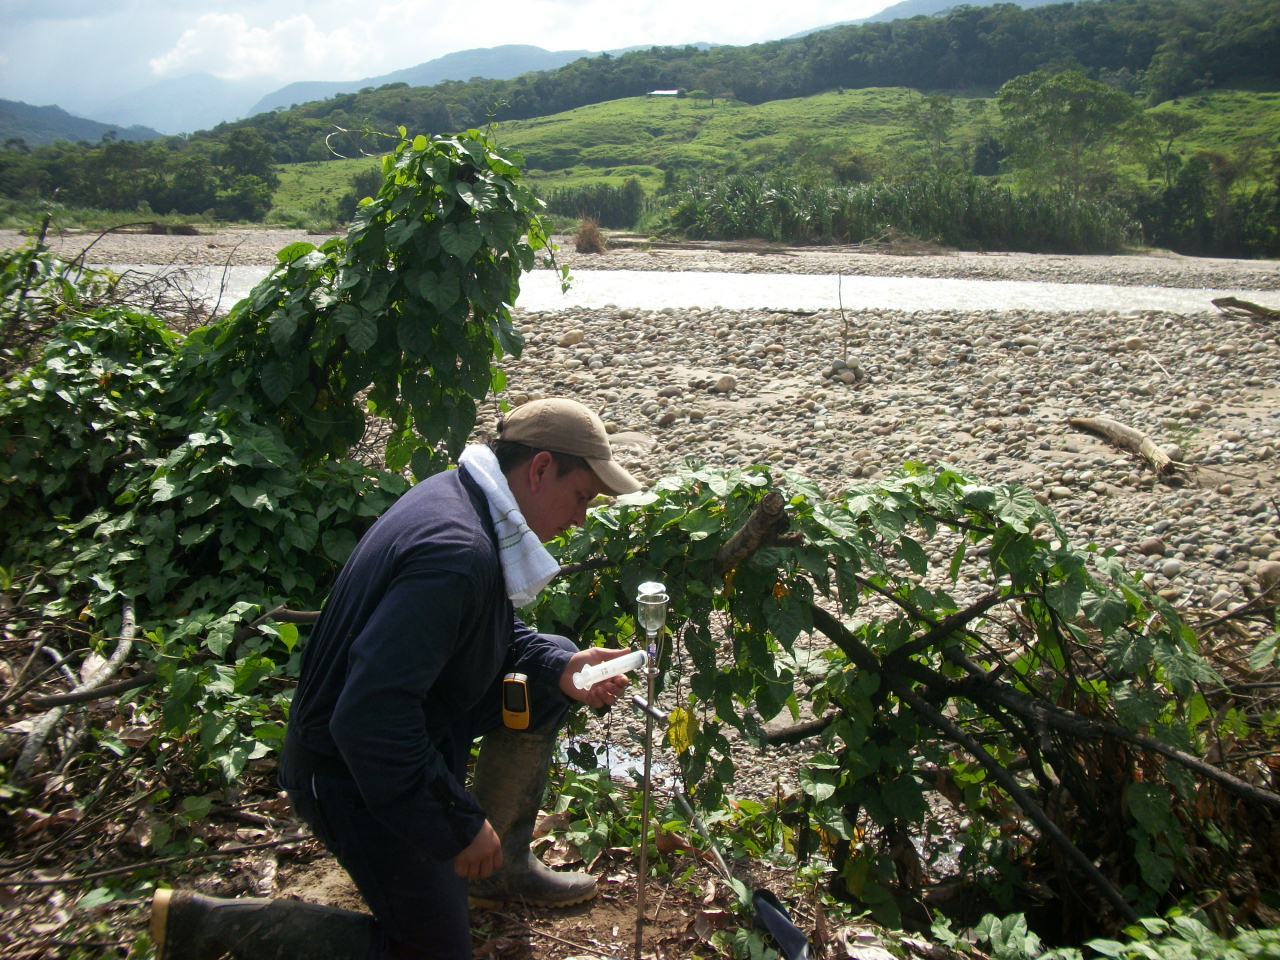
top-left (491, 302), bottom-right (1280, 608)
top-left (496, 300), bottom-right (1279, 794)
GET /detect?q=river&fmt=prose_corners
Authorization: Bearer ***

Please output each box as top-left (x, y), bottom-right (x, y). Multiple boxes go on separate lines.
top-left (109, 264), bottom-right (1280, 315)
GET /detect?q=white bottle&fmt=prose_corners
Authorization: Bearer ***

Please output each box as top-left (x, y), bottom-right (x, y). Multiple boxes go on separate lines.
top-left (572, 649), bottom-right (648, 690)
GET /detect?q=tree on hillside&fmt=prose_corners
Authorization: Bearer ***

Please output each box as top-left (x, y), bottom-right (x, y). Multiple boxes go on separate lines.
top-left (997, 70), bottom-right (1145, 199)
top-left (1145, 110), bottom-right (1202, 189)
top-left (905, 93), bottom-right (961, 176)
top-left (216, 128), bottom-right (279, 188)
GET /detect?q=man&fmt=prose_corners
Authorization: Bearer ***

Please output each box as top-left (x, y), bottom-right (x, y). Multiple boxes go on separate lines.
top-left (149, 398), bottom-right (644, 960)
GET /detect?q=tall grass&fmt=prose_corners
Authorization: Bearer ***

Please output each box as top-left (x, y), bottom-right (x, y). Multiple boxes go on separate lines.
top-left (663, 174), bottom-right (1139, 253)
top-left (544, 179), bottom-right (646, 229)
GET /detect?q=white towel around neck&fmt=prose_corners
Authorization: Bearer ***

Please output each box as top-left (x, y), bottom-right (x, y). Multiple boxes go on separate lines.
top-left (458, 445), bottom-right (560, 608)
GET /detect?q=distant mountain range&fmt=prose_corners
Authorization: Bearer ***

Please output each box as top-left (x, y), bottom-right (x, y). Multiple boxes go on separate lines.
top-left (247, 44), bottom-right (597, 116)
top-left (87, 73), bottom-right (268, 136)
top-left (0, 99), bottom-right (161, 147)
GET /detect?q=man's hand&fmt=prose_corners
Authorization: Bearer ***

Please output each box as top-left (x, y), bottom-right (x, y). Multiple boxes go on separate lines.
top-left (560, 647), bottom-right (634, 710)
top-left (454, 819), bottom-right (502, 880)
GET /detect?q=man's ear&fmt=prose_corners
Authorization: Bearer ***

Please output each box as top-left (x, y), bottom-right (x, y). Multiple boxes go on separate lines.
top-left (526, 451), bottom-right (555, 492)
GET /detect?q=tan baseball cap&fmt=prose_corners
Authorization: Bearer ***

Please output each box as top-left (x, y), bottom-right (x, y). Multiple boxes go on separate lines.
top-left (499, 398), bottom-right (642, 495)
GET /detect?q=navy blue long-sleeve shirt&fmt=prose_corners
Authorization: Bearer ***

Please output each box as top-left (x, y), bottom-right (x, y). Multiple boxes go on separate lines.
top-left (282, 467), bottom-right (573, 860)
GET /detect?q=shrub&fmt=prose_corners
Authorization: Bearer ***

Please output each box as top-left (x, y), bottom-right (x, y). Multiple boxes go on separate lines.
top-left (574, 217), bottom-right (607, 254)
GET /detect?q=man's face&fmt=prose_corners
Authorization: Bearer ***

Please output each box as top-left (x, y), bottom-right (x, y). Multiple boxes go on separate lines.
top-left (521, 456), bottom-right (605, 543)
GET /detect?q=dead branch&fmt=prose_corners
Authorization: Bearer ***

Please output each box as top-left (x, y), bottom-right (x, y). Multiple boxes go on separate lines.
top-left (0, 833), bottom-right (311, 887)
top-left (1068, 415), bottom-right (1181, 480)
top-left (232, 604), bottom-right (321, 644)
top-left (1211, 297), bottom-right (1280, 322)
top-left (947, 651), bottom-right (1280, 811)
top-left (12, 602), bottom-right (137, 785)
top-left (806, 603), bottom-right (1139, 922)
top-left (763, 712), bottom-right (838, 746)
top-left (1196, 580), bottom-right (1279, 632)
top-left (896, 684), bottom-right (1140, 923)
top-left (22, 670), bottom-right (155, 709)
top-left (714, 491), bottom-right (788, 577)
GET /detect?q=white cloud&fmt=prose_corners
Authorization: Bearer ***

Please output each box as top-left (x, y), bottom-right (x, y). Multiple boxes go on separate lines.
top-left (148, 12), bottom-right (373, 81)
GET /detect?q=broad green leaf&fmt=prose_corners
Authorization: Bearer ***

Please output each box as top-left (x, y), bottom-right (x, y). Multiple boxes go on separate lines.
top-left (439, 221), bottom-right (483, 261)
top-left (992, 485), bottom-right (1039, 532)
top-left (322, 528), bottom-right (357, 565)
top-left (344, 312), bottom-right (378, 353)
top-left (1249, 631), bottom-right (1280, 670)
top-left (896, 535), bottom-right (928, 576)
top-left (1044, 569), bottom-right (1086, 619)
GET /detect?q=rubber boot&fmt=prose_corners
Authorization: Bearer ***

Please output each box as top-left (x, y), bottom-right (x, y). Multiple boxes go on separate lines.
top-left (149, 888), bottom-right (375, 960)
top-left (468, 726), bottom-right (597, 908)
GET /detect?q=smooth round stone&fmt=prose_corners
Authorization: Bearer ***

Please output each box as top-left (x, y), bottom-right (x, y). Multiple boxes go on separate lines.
top-left (1161, 559), bottom-right (1184, 578)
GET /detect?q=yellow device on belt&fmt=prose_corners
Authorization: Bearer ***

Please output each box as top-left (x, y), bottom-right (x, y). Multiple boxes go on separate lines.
top-left (501, 672), bottom-right (530, 730)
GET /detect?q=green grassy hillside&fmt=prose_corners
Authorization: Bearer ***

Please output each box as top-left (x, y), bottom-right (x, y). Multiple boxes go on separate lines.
top-left (270, 87), bottom-right (1280, 221)
top-left (489, 88), bottom-right (999, 192)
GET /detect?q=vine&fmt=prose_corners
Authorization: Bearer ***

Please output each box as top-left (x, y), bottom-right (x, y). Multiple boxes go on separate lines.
top-left (530, 462), bottom-right (1280, 938)
top-left (1, 128), bottom-right (555, 782)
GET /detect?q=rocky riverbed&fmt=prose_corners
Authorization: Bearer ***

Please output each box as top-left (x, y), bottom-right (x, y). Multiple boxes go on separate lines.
top-left (6, 225), bottom-right (1277, 605)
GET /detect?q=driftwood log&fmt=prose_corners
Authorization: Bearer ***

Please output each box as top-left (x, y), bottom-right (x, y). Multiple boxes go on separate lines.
top-left (13, 601), bottom-right (138, 784)
top-left (1212, 296), bottom-right (1280, 322)
top-left (1068, 415), bottom-right (1182, 480)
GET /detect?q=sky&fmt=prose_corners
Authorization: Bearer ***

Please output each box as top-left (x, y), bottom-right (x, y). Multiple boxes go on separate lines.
top-left (0, 0), bottom-right (892, 116)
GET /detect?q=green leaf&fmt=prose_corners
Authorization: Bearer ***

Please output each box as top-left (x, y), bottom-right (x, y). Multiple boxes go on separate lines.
top-left (1082, 590), bottom-right (1130, 637)
top-left (1044, 570), bottom-right (1086, 619)
top-left (283, 511), bottom-right (320, 551)
top-left (397, 313), bottom-right (434, 357)
top-left (417, 271), bottom-right (460, 311)
top-left (439, 221), bottom-right (483, 261)
top-left (322, 528), bottom-right (357, 565)
top-left (1249, 631), bottom-right (1280, 671)
top-left (798, 765), bottom-right (837, 802)
top-left (180, 795), bottom-right (213, 821)
top-left (897, 535), bottom-right (928, 576)
top-left (678, 510), bottom-right (722, 541)
top-left (992, 485), bottom-right (1039, 532)
top-left (276, 242), bottom-right (317, 264)
top-left (947, 540), bottom-right (966, 582)
top-left (276, 622), bottom-right (299, 653)
top-left (344, 312), bottom-right (378, 353)
top-left (268, 309), bottom-right (299, 351)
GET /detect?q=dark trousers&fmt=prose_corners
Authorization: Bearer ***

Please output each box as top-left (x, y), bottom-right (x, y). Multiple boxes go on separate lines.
top-left (284, 635), bottom-right (575, 960)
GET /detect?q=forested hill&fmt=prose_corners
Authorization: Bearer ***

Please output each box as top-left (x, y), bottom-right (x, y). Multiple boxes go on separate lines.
top-left (207, 0), bottom-right (1278, 163)
top-left (0, 100), bottom-right (161, 147)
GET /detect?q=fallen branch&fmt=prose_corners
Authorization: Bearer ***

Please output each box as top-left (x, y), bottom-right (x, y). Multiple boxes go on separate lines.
top-left (13, 601), bottom-right (137, 785)
top-left (896, 684), bottom-right (1140, 924)
top-left (764, 713), bottom-right (838, 746)
top-left (1068, 416), bottom-right (1181, 480)
top-left (1211, 297), bottom-right (1280, 322)
top-left (22, 670), bottom-right (156, 709)
top-left (0, 833), bottom-right (311, 888)
top-left (806, 603), bottom-right (1139, 922)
